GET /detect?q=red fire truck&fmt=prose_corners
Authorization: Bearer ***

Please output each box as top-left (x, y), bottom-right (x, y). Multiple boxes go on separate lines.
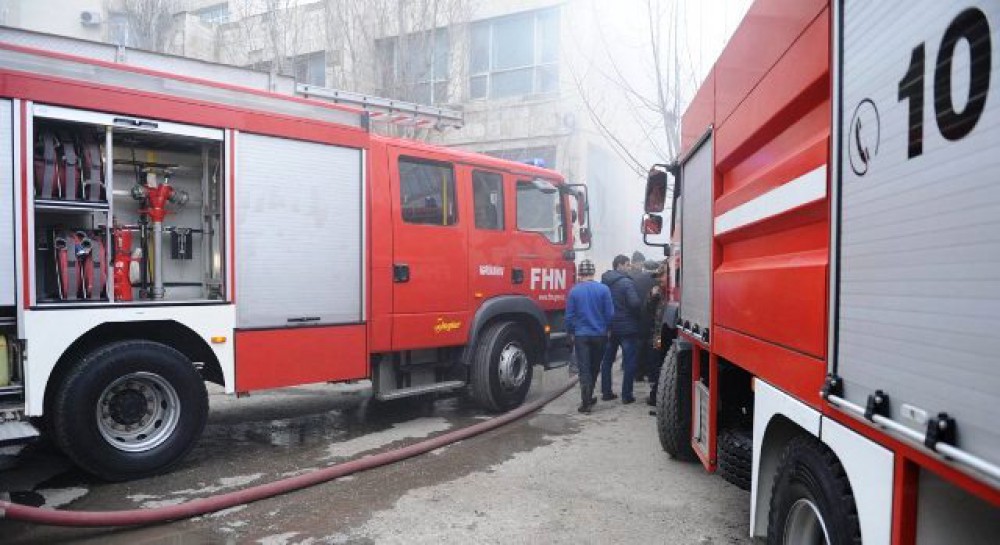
top-left (642, 1), bottom-right (999, 543)
top-left (0, 28), bottom-right (588, 481)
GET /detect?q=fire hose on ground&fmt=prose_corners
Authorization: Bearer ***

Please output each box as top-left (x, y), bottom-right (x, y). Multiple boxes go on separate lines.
top-left (0, 379), bottom-right (577, 527)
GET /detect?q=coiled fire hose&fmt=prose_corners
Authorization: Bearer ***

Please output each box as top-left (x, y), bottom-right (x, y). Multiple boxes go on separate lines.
top-left (0, 379), bottom-right (577, 527)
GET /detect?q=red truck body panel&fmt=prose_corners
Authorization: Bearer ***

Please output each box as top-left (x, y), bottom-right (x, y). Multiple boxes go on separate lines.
top-left (680, 1), bottom-right (831, 407)
top-left (674, 0), bottom-right (1000, 520)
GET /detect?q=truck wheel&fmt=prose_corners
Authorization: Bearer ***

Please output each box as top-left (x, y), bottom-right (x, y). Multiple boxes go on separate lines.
top-left (656, 343), bottom-right (695, 460)
top-left (51, 340), bottom-right (208, 481)
top-left (470, 321), bottom-right (533, 412)
top-left (767, 435), bottom-right (861, 545)
top-left (717, 427), bottom-right (752, 491)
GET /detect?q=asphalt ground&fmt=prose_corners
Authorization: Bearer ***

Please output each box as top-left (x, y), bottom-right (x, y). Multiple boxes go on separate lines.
top-left (0, 366), bottom-right (751, 544)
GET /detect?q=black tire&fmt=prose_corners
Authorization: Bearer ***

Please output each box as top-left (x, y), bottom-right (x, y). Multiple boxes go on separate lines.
top-left (717, 427), bottom-right (752, 491)
top-left (50, 340), bottom-right (208, 481)
top-left (656, 343), bottom-right (695, 460)
top-left (470, 321), bottom-right (533, 412)
top-left (767, 435), bottom-right (861, 545)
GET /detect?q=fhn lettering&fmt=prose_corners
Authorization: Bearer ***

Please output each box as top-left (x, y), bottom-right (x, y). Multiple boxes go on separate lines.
top-left (530, 268), bottom-right (566, 291)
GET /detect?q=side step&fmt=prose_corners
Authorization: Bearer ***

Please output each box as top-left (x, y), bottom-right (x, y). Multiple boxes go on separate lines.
top-left (375, 380), bottom-right (466, 401)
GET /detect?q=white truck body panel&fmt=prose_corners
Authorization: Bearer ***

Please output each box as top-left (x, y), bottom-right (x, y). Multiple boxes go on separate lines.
top-left (679, 134), bottom-right (713, 336)
top-left (0, 99), bottom-right (14, 306)
top-left (234, 133), bottom-right (363, 329)
top-left (21, 304), bottom-right (236, 415)
top-left (834, 0), bottom-right (1000, 472)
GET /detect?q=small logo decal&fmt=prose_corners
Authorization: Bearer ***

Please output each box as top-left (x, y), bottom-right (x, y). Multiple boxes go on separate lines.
top-left (478, 265), bottom-right (505, 277)
top-left (849, 98), bottom-right (880, 177)
top-left (434, 318), bottom-right (462, 334)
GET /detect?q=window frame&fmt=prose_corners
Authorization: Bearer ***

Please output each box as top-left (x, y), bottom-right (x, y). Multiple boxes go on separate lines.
top-left (469, 8), bottom-right (559, 100)
top-left (472, 169), bottom-right (505, 231)
top-left (378, 28), bottom-right (450, 104)
top-left (515, 178), bottom-right (566, 245)
top-left (398, 156), bottom-right (459, 227)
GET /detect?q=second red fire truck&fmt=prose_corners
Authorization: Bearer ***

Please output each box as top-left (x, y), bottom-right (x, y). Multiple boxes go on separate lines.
top-left (643, 0), bottom-right (1000, 543)
top-left (0, 28), bottom-right (588, 481)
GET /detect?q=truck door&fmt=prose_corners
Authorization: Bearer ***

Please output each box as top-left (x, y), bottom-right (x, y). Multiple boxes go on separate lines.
top-left (389, 150), bottom-right (469, 349)
top-left (511, 177), bottom-right (573, 312)
top-left (466, 167), bottom-right (510, 308)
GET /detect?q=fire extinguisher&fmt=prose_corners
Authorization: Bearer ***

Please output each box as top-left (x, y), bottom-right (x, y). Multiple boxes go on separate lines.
top-left (113, 226), bottom-right (133, 302)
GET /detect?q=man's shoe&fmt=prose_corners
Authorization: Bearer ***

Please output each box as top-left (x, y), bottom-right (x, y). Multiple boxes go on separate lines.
top-left (578, 403), bottom-right (592, 414)
top-left (601, 393), bottom-right (618, 401)
top-left (622, 397), bottom-right (636, 405)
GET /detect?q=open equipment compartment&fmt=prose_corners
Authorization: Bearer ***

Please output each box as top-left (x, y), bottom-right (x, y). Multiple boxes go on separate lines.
top-left (31, 104), bottom-right (225, 305)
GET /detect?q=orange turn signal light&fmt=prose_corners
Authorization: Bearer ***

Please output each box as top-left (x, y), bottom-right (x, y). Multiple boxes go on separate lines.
top-left (211, 336), bottom-right (227, 344)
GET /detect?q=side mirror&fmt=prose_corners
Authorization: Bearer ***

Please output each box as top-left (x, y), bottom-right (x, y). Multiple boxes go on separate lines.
top-left (579, 227), bottom-right (592, 246)
top-left (645, 168), bottom-right (668, 213)
top-left (663, 244), bottom-right (671, 257)
top-left (642, 213), bottom-right (663, 235)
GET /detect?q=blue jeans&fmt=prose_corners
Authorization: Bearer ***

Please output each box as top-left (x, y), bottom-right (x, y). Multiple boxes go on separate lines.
top-left (601, 334), bottom-right (639, 400)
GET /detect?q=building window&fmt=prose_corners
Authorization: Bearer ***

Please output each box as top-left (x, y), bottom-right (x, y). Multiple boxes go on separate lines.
top-left (473, 170), bottom-right (504, 230)
top-left (470, 8), bottom-right (559, 99)
top-left (484, 146), bottom-right (557, 170)
top-left (195, 3), bottom-right (230, 25)
top-left (399, 158), bottom-right (457, 226)
top-left (108, 12), bottom-right (135, 47)
top-left (517, 180), bottom-right (564, 244)
top-left (377, 29), bottom-right (449, 104)
top-left (292, 51), bottom-right (326, 86)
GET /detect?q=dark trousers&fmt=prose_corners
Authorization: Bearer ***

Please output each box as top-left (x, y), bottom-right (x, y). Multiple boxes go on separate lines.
top-left (601, 334), bottom-right (639, 400)
top-left (648, 329), bottom-right (675, 401)
top-left (574, 335), bottom-right (607, 407)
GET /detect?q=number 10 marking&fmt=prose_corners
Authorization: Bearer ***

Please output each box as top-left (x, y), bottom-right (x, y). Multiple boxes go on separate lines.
top-left (897, 7), bottom-right (992, 159)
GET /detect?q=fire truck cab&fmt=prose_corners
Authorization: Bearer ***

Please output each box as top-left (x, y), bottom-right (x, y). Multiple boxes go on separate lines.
top-left (644, 1), bottom-right (999, 543)
top-left (0, 28), bottom-right (587, 480)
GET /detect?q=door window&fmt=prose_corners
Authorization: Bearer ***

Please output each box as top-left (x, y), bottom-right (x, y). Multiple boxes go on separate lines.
top-left (473, 170), bottom-right (504, 230)
top-left (399, 158), bottom-right (457, 226)
top-left (516, 180), bottom-right (565, 243)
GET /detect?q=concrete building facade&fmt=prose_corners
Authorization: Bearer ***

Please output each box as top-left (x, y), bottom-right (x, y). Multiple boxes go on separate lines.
top-left (0, 0), bottom-right (651, 265)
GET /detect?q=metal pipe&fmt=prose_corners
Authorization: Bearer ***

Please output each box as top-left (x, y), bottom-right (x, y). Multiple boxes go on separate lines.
top-left (152, 221), bottom-right (164, 299)
top-left (826, 394), bottom-right (1000, 483)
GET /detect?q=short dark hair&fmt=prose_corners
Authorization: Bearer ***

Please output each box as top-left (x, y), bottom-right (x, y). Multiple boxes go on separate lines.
top-left (631, 251), bottom-right (646, 264)
top-left (612, 255), bottom-right (630, 269)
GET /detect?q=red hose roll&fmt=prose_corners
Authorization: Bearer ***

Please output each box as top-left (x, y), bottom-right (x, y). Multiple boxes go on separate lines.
top-left (0, 379), bottom-right (577, 527)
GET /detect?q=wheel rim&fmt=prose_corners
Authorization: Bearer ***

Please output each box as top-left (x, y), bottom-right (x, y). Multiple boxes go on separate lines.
top-left (497, 341), bottom-right (528, 391)
top-left (96, 372), bottom-right (182, 453)
top-left (783, 498), bottom-right (831, 545)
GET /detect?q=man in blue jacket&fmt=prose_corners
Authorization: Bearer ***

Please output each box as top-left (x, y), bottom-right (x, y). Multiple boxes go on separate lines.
top-left (565, 259), bottom-right (614, 413)
top-left (600, 255), bottom-right (643, 404)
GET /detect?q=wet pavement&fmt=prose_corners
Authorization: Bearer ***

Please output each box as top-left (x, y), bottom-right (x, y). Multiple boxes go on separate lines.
top-left (0, 368), bottom-right (751, 544)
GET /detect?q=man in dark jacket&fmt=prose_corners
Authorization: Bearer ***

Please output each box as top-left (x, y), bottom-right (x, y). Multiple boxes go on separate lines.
top-left (599, 255), bottom-right (643, 404)
top-left (565, 259), bottom-right (614, 413)
top-left (630, 260), bottom-right (659, 382)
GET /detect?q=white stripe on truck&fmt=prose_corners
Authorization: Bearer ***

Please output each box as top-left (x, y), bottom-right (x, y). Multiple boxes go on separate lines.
top-left (714, 165), bottom-right (827, 235)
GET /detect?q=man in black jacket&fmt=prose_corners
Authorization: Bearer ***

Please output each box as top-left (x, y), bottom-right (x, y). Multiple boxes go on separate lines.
top-left (599, 255), bottom-right (643, 404)
top-left (630, 260), bottom-right (659, 382)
